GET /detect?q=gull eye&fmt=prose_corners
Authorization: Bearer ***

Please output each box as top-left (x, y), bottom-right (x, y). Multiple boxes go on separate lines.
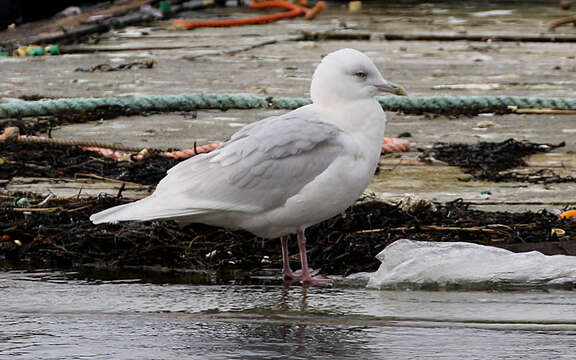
top-left (354, 71), bottom-right (367, 80)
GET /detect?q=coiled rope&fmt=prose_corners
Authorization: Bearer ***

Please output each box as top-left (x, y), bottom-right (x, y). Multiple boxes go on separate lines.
top-left (2, 93), bottom-right (576, 119)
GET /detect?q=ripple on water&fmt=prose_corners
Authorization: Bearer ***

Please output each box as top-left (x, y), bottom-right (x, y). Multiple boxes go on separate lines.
top-left (1, 270), bottom-right (576, 359)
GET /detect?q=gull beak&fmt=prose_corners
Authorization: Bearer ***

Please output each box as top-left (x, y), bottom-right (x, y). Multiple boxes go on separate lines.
top-left (375, 80), bottom-right (407, 96)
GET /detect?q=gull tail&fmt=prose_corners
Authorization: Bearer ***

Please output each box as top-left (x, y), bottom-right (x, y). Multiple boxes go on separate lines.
top-left (90, 196), bottom-right (202, 224)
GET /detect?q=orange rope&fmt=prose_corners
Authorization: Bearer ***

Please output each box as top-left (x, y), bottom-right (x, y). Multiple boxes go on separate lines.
top-left (0, 126), bottom-right (221, 161)
top-left (2, 127), bottom-right (407, 161)
top-left (381, 137), bottom-right (410, 154)
top-left (82, 143), bottom-right (222, 161)
top-left (161, 143), bottom-right (222, 159)
top-left (0, 126), bottom-right (19, 141)
top-left (173, 0), bottom-right (325, 29)
top-left (304, 1), bottom-right (325, 20)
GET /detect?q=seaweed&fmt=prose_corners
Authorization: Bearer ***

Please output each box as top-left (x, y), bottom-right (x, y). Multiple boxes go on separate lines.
top-left (420, 138), bottom-right (573, 183)
top-left (1, 194), bottom-right (575, 277)
top-left (2, 138), bottom-right (575, 277)
top-left (0, 140), bottom-right (178, 185)
top-left (74, 59), bottom-right (156, 72)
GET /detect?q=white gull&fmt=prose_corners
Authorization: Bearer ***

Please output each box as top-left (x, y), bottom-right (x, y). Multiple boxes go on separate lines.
top-left (90, 48), bottom-right (405, 282)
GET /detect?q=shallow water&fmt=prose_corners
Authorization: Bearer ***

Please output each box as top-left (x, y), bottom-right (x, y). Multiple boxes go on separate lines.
top-left (2, 269), bottom-right (576, 359)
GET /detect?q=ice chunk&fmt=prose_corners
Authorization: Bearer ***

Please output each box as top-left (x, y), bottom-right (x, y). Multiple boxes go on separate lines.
top-left (367, 239), bottom-right (576, 290)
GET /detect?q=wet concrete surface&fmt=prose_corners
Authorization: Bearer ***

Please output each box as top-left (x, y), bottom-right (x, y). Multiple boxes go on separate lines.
top-left (1, 0), bottom-right (576, 211)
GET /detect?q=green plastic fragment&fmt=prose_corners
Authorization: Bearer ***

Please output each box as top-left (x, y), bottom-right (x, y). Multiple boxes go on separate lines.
top-left (159, 0), bottom-right (172, 12)
top-left (47, 45), bottom-right (60, 55)
top-left (27, 47), bottom-right (45, 56)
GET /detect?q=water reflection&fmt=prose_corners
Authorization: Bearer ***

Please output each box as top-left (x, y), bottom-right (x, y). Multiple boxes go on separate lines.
top-left (279, 281), bottom-right (310, 313)
top-left (1, 270), bottom-right (576, 359)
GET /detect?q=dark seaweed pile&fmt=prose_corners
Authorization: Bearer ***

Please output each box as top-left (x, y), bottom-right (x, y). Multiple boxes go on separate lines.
top-left (75, 59), bottom-right (156, 72)
top-left (421, 138), bottom-right (574, 183)
top-left (0, 105), bottom-right (157, 135)
top-left (2, 138), bottom-right (576, 278)
top-left (1, 140), bottom-right (179, 185)
top-left (1, 194), bottom-right (575, 277)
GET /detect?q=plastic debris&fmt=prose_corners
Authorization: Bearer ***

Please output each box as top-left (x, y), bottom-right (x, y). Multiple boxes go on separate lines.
top-left (559, 209), bottom-right (576, 220)
top-left (13, 45), bottom-right (36, 56)
top-left (15, 198), bottom-right (31, 208)
top-left (28, 47), bottom-right (45, 56)
top-left (367, 239), bottom-right (576, 289)
top-left (471, 9), bottom-right (514, 17)
top-left (474, 120), bottom-right (495, 129)
top-left (159, 0), bottom-right (172, 15)
top-left (59, 6), bottom-right (82, 16)
top-left (11, 45), bottom-right (60, 57)
top-left (432, 83), bottom-right (501, 91)
top-left (348, 1), bottom-right (362, 12)
top-left (45, 45), bottom-right (60, 55)
top-left (398, 194), bottom-right (436, 215)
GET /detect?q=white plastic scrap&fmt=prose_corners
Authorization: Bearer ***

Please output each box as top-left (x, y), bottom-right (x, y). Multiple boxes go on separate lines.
top-left (367, 239), bottom-right (576, 289)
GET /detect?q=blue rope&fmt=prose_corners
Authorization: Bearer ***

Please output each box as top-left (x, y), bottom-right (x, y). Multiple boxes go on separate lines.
top-left (1, 93), bottom-right (575, 119)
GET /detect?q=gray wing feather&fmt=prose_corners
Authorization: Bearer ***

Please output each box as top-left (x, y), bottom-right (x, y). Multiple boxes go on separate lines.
top-left (149, 106), bottom-right (344, 215)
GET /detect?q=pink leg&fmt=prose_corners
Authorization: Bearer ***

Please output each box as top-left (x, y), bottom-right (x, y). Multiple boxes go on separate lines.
top-left (281, 235), bottom-right (298, 279)
top-left (281, 235), bottom-right (320, 280)
top-left (381, 137), bottom-right (410, 154)
top-left (296, 229), bottom-right (331, 283)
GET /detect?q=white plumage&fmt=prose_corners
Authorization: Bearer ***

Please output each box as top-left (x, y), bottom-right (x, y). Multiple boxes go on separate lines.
top-left (90, 48), bottom-right (404, 282)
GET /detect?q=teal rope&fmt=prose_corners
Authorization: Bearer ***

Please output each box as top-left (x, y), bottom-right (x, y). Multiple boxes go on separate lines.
top-left (381, 95), bottom-right (576, 115)
top-left (1, 93), bottom-right (576, 119)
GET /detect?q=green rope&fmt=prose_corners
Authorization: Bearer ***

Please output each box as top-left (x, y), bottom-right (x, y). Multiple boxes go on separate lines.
top-left (1, 93), bottom-right (576, 119)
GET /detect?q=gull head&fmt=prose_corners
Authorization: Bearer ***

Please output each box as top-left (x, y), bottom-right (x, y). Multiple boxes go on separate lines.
top-left (310, 48), bottom-right (405, 106)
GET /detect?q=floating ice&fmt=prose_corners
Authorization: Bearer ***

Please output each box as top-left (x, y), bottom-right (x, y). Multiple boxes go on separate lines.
top-left (367, 239), bottom-right (576, 289)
